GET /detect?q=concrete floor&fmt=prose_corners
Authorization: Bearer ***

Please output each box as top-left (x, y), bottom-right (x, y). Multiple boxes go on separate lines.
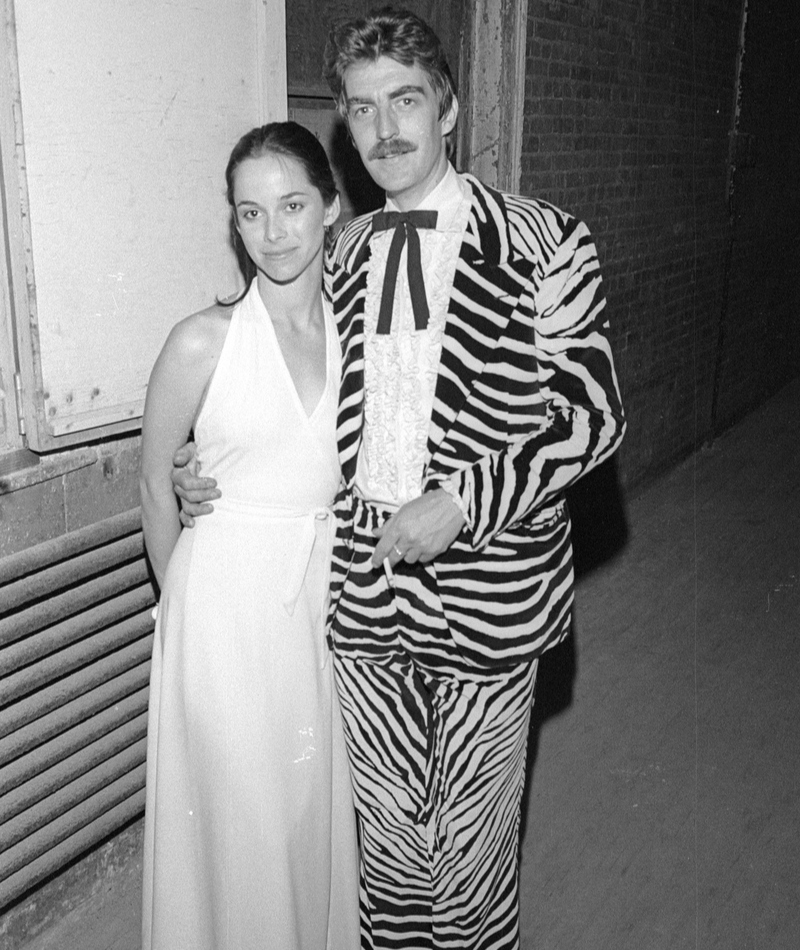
top-left (18, 379), bottom-right (800, 950)
top-left (520, 378), bottom-right (800, 949)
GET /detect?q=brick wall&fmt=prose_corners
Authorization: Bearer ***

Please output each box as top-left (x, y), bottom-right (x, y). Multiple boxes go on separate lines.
top-left (712, 0), bottom-right (800, 431)
top-left (0, 437), bottom-right (141, 558)
top-left (521, 0), bottom-right (799, 488)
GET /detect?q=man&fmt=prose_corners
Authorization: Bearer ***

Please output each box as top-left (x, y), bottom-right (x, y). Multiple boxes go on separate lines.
top-left (177, 9), bottom-right (625, 948)
top-left (321, 10), bottom-right (624, 949)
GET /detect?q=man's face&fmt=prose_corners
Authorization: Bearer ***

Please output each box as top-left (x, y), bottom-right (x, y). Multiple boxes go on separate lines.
top-left (343, 56), bottom-right (458, 211)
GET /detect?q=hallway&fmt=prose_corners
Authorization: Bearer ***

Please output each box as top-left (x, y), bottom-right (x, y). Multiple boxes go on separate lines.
top-left (18, 379), bottom-right (800, 950)
top-left (521, 378), bottom-right (800, 949)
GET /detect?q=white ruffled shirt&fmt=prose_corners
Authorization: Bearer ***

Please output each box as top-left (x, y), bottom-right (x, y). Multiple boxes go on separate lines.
top-left (355, 164), bottom-right (472, 508)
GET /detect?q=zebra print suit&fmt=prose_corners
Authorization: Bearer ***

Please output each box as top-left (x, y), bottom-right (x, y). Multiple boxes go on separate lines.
top-left (326, 174), bottom-right (625, 949)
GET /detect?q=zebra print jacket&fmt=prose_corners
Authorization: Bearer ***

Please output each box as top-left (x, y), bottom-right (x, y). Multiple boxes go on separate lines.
top-left (325, 173), bottom-right (626, 668)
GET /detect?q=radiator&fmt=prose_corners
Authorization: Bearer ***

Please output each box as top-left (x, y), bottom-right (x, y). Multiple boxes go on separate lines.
top-left (0, 508), bottom-right (155, 909)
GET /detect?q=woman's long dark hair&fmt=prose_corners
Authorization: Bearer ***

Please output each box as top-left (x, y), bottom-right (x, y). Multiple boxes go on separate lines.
top-left (222, 121), bottom-right (338, 305)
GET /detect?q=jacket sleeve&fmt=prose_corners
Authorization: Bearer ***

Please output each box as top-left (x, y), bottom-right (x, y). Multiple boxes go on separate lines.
top-left (448, 217), bottom-right (626, 550)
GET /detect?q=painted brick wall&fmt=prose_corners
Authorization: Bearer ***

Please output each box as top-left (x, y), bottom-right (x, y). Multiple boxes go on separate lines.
top-left (0, 438), bottom-right (141, 558)
top-left (521, 0), bottom-right (799, 488)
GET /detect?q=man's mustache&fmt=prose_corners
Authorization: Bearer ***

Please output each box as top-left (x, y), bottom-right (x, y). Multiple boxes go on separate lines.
top-left (367, 140), bottom-right (417, 160)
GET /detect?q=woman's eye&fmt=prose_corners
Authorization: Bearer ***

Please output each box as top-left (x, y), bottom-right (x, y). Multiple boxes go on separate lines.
top-left (286, 202), bottom-right (303, 212)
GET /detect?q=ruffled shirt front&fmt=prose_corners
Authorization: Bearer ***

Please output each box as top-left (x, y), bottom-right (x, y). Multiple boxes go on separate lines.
top-left (355, 164), bottom-right (472, 507)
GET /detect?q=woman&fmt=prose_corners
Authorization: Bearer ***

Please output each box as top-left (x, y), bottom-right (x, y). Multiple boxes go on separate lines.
top-left (139, 122), bottom-right (359, 950)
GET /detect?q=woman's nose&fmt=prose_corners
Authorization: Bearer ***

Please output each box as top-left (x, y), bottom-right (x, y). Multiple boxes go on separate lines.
top-left (264, 215), bottom-right (286, 242)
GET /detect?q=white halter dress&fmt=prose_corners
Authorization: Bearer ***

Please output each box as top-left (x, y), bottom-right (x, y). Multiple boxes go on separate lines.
top-left (142, 281), bottom-right (359, 950)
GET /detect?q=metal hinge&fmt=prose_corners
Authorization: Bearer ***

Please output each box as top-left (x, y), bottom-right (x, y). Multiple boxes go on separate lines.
top-left (13, 371), bottom-right (26, 435)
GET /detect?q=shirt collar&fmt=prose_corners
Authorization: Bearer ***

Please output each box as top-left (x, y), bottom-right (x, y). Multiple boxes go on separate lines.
top-left (383, 163), bottom-right (468, 232)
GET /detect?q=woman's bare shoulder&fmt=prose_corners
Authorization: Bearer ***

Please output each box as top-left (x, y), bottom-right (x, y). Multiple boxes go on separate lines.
top-left (164, 301), bottom-right (234, 362)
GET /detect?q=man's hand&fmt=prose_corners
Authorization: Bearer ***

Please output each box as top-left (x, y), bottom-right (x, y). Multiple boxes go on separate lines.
top-left (171, 442), bottom-right (220, 527)
top-left (372, 489), bottom-right (465, 569)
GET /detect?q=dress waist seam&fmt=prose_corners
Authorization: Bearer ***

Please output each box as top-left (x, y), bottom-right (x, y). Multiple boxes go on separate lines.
top-left (212, 497), bottom-right (333, 520)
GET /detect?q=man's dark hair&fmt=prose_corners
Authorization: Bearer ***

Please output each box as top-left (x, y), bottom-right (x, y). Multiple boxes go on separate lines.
top-left (323, 7), bottom-right (457, 121)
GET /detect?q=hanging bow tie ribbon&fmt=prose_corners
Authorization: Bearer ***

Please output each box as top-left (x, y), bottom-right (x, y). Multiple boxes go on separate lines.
top-left (372, 210), bottom-right (439, 334)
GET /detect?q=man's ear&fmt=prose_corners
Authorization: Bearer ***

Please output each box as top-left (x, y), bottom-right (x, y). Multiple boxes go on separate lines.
top-left (441, 95), bottom-right (459, 136)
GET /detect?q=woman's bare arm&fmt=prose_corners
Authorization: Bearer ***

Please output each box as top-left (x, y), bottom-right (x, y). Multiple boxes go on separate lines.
top-left (139, 309), bottom-right (227, 589)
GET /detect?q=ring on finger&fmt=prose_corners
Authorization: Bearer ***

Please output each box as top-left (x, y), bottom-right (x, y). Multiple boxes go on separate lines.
top-left (393, 544), bottom-right (404, 558)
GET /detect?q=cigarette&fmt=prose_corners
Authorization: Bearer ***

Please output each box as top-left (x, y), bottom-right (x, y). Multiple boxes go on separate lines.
top-left (383, 557), bottom-right (396, 588)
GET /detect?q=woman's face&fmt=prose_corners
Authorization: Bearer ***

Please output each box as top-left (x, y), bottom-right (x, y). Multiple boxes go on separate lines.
top-left (233, 152), bottom-right (339, 286)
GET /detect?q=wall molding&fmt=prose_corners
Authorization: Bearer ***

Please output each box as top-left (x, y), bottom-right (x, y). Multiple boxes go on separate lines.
top-left (457, 0), bottom-right (528, 192)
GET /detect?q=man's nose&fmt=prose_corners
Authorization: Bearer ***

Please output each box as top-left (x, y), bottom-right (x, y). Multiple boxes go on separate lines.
top-left (376, 105), bottom-right (399, 140)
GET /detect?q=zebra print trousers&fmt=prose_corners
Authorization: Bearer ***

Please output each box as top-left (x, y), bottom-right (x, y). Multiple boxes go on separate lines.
top-left (333, 651), bottom-right (538, 950)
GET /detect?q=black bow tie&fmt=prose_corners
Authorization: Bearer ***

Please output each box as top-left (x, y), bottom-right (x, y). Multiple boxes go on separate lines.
top-left (372, 210), bottom-right (439, 334)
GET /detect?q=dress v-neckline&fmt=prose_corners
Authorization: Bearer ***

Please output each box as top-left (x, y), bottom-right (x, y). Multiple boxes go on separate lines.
top-left (264, 296), bottom-right (331, 422)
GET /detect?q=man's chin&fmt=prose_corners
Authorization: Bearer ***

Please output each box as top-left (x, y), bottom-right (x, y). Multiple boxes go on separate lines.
top-left (367, 161), bottom-right (411, 193)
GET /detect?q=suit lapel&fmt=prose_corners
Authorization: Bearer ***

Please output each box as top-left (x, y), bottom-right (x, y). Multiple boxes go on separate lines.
top-left (427, 177), bottom-right (536, 459)
top-left (329, 221), bottom-right (372, 487)
top-left (333, 178), bottom-right (536, 486)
